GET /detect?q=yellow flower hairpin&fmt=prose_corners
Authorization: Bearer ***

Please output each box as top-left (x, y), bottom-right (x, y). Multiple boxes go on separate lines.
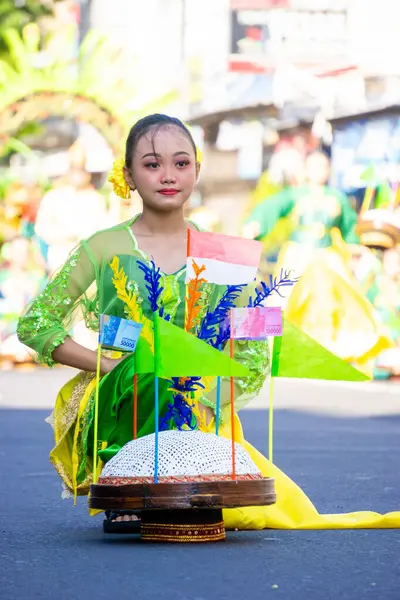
top-left (108, 158), bottom-right (131, 200)
top-left (195, 145), bottom-right (203, 165)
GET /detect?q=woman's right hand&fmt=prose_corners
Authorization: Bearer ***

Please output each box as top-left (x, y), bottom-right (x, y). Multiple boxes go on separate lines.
top-left (100, 355), bottom-right (126, 375)
top-left (51, 337), bottom-right (129, 375)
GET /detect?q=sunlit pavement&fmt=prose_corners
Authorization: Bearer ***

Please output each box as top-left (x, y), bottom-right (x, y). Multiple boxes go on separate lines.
top-left (1, 365), bottom-right (399, 416)
top-left (1, 368), bottom-right (399, 600)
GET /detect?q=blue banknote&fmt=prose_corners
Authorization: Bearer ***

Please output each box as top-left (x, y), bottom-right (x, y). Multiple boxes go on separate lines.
top-left (99, 314), bottom-right (143, 352)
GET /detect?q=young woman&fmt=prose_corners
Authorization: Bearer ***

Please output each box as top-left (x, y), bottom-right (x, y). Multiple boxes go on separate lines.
top-left (243, 152), bottom-right (391, 376)
top-left (18, 114), bottom-right (400, 531)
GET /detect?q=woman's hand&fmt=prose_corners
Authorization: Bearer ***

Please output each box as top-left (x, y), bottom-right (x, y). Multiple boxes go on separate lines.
top-left (51, 338), bottom-right (129, 375)
top-left (100, 355), bottom-right (127, 375)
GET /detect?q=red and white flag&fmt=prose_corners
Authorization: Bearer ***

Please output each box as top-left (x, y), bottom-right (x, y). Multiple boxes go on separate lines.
top-left (186, 230), bottom-right (262, 285)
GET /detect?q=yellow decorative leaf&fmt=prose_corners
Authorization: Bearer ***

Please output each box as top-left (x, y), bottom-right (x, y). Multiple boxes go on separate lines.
top-left (109, 256), bottom-right (154, 351)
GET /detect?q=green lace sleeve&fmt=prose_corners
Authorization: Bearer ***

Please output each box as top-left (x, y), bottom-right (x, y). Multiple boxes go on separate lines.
top-left (17, 243), bottom-right (97, 366)
top-left (200, 282), bottom-right (270, 423)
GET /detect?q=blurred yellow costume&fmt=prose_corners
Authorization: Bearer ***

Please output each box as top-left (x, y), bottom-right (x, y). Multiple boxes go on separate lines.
top-left (275, 236), bottom-right (391, 373)
top-left (245, 186), bottom-right (392, 374)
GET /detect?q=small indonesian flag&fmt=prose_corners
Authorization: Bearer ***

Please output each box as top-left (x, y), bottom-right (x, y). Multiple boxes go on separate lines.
top-left (186, 229), bottom-right (262, 285)
top-left (231, 307), bottom-right (283, 340)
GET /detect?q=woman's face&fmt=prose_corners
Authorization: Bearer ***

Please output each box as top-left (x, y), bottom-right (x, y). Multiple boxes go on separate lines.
top-left (305, 153), bottom-right (330, 186)
top-left (126, 125), bottom-right (199, 213)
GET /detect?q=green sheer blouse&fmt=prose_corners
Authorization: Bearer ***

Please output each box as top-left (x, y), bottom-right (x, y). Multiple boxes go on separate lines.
top-left (17, 218), bottom-right (269, 415)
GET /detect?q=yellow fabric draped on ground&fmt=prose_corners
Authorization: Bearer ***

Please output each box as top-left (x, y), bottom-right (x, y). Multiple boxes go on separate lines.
top-left (271, 241), bottom-right (392, 373)
top-left (219, 416), bottom-right (400, 530)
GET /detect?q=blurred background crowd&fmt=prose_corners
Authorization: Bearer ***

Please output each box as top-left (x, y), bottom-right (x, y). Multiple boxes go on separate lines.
top-left (1, 0), bottom-right (400, 379)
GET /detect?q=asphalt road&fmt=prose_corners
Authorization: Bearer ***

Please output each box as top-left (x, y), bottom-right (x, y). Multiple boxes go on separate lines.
top-left (1, 371), bottom-right (400, 600)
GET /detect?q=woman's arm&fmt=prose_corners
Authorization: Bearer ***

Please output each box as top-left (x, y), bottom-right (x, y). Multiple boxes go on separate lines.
top-left (242, 189), bottom-right (295, 240)
top-left (338, 191), bottom-right (360, 244)
top-left (51, 337), bottom-right (120, 374)
top-left (18, 240), bottom-right (100, 368)
top-left (18, 235), bottom-right (127, 374)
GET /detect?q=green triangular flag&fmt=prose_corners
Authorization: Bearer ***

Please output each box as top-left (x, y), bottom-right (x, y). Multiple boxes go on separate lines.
top-left (132, 336), bottom-right (155, 374)
top-left (360, 164), bottom-right (379, 185)
top-left (375, 182), bottom-right (392, 208)
top-left (272, 320), bottom-right (370, 382)
top-left (153, 313), bottom-right (251, 378)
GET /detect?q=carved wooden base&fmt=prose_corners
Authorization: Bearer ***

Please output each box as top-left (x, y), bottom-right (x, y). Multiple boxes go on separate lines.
top-left (90, 477), bottom-right (276, 511)
top-left (140, 509), bottom-right (226, 543)
top-left (92, 478), bottom-right (275, 542)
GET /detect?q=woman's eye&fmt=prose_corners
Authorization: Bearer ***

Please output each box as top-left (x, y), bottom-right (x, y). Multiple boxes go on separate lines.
top-left (145, 162), bottom-right (159, 169)
top-left (176, 160), bottom-right (190, 168)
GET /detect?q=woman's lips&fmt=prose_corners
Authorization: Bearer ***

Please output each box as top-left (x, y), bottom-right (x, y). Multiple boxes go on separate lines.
top-left (158, 189), bottom-right (179, 196)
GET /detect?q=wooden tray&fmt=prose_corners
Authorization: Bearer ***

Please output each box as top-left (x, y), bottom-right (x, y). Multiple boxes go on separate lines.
top-left (90, 477), bottom-right (276, 511)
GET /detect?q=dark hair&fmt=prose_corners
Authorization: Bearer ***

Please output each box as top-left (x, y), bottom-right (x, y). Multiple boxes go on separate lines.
top-left (125, 114), bottom-right (197, 167)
